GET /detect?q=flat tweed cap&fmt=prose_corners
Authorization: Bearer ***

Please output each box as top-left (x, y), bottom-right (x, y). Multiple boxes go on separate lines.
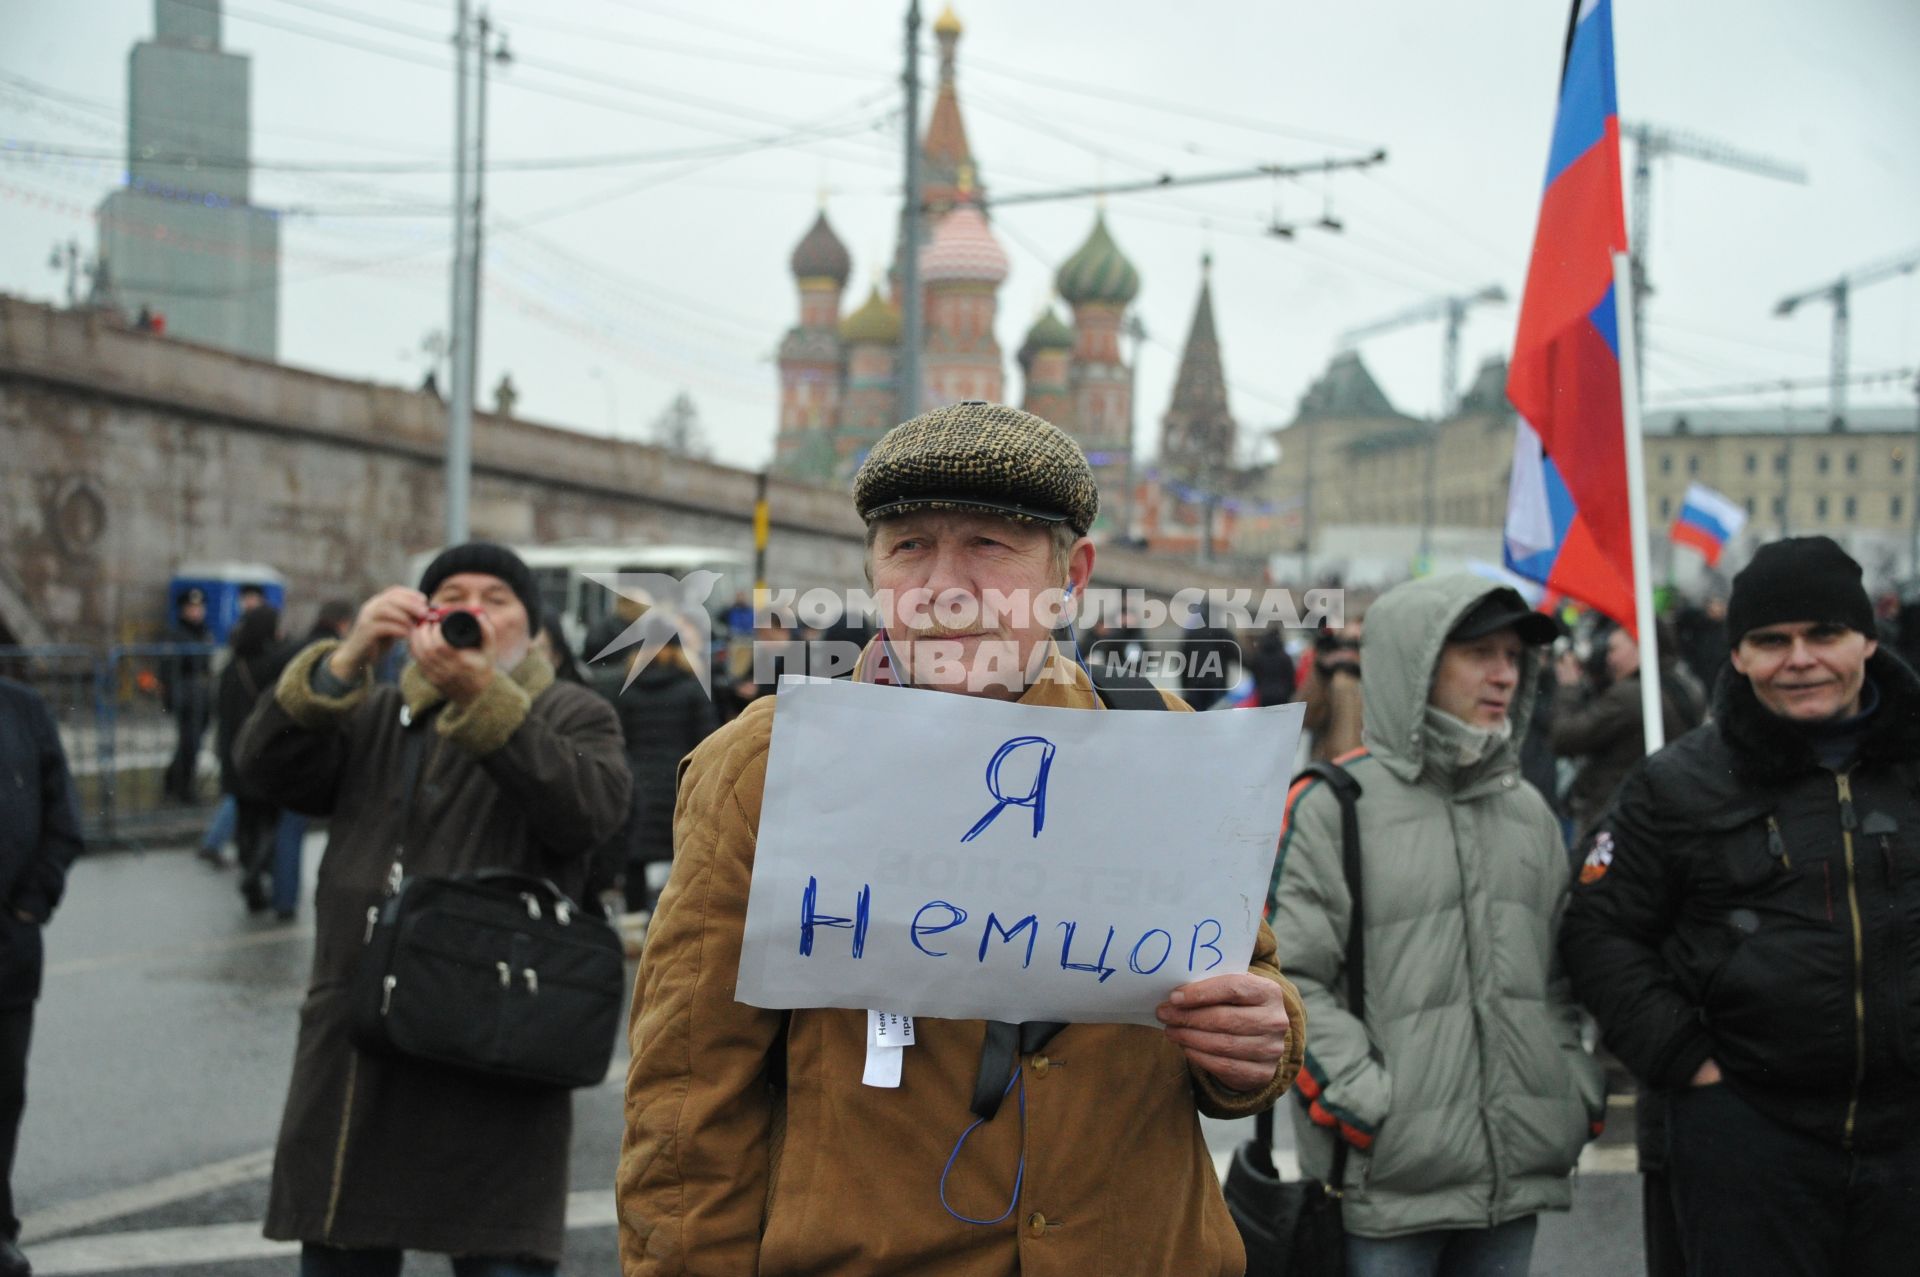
top-left (853, 401), bottom-right (1099, 535)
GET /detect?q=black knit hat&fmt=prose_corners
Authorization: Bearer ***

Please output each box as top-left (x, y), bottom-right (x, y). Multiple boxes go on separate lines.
top-left (417, 541), bottom-right (541, 636)
top-left (853, 401), bottom-right (1099, 536)
top-left (1726, 535), bottom-right (1874, 643)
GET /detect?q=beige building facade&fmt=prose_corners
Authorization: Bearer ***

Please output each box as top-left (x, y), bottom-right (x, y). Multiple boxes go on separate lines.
top-left (1253, 350), bottom-right (1920, 586)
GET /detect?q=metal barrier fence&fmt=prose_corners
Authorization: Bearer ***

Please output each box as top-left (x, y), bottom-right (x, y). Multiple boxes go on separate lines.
top-left (0, 643), bottom-right (224, 846)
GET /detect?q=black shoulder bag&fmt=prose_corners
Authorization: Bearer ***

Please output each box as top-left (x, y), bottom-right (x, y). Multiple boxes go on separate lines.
top-left (1225, 759), bottom-right (1364, 1276)
top-left (348, 709), bottom-right (627, 1090)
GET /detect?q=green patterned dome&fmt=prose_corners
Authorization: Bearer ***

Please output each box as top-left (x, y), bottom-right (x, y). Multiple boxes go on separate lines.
top-left (838, 286), bottom-right (902, 345)
top-left (1023, 306), bottom-right (1074, 351)
top-left (1055, 213), bottom-right (1139, 306)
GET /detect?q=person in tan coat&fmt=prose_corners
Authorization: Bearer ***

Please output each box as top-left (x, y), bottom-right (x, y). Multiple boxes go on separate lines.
top-left (620, 403), bottom-right (1306, 1276)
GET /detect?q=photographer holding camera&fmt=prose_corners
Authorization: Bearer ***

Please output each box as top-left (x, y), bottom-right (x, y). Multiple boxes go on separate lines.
top-left (1301, 619), bottom-right (1364, 762)
top-left (234, 542), bottom-right (630, 1277)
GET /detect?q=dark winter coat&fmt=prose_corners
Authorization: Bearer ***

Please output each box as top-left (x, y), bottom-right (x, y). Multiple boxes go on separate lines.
top-left (234, 640), bottom-right (629, 1262)
top-left (1181, 623), bottom-right (1235, 707)
top-left (593, 661), bottom-right (716, 866)
top-left (216, 648), bottom-right (282, 800)
top-left (1551, 663), bottom-right (1705, 841)
top-left (160, 621), bottom-right (213, 714)
top-left (1672, 606), bottom-right (1729, 692)
top-left (1518, 665), bottom-right (1562, 815)
top-left (1245, 631), bottom-right (1297, 707)
top-left (0, 678), bottom-right (83, 1008)
top-left (1562, 648), bottom-right (1920, 1153)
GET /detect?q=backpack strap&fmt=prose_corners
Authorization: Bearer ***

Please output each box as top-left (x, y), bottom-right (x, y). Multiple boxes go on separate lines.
top-left (1294, 762), bottom-right (1367, 1024)
top-left (1258, 759), bottom-right (1367, 1187)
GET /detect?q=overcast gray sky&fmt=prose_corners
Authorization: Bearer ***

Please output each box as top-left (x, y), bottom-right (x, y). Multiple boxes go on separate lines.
top-left (3, 0), bottom-right (1917, 471)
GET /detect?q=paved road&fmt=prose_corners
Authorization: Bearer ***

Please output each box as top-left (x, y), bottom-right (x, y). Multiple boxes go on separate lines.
top-left (18, 845), bottom-right (1642, 1274)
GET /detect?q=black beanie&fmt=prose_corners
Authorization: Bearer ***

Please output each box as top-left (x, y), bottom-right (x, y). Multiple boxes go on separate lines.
top-left (1726, 535), bottom-right (1874, 644)
top-left (417, 541), bottom-right (541, 637)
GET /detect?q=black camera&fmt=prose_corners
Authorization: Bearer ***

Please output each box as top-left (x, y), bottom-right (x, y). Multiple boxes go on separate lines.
top-left (421, 607), bottom-right (485, 650)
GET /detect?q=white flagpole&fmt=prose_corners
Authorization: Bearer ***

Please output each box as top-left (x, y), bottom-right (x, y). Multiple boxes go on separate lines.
top-left (1612, 249), bottom-right (1665, 755)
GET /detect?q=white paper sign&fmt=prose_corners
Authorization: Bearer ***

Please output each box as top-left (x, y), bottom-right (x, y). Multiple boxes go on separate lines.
top-left (733, 678), bottom-right (1303, 1025)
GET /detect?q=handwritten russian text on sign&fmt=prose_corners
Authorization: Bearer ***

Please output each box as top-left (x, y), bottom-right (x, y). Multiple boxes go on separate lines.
top-left (734, 678), bottom-right (1303, 1024)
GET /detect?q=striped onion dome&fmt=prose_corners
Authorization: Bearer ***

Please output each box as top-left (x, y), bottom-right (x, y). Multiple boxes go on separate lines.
top-left (838, 285), bottom-right (902, 345)
top-left (1023, 306), bottom-right (1074, 351)
top-left (920, 203), bottom-right (1009, 287)
top-left (790, 211), bottom-right (852, 285)
top-left (1055, 213), bottom-right (1139, 305)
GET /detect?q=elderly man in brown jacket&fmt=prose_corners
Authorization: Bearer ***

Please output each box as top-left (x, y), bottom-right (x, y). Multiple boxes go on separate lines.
top-left (620, 404), bottom-right (1306, 1277)
top-left (237, 543), bottom-right (630, 1276)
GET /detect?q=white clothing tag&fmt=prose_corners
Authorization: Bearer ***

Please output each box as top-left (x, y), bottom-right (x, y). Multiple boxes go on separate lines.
top-left (862, 1009), bottom-right (910, 1088)
top-left (871, 1011), bottom-right (916, 1048)
top-left (863, 1042), bottom-right (904, 1088)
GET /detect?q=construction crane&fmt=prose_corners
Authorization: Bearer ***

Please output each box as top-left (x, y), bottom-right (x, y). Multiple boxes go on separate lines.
top-left (1623, 123), bottom-right (1806, 391)
top-left (1338, 284), bottom-right (1508, 417)
top-left (1338, 284), bottom-right (1508, 562)
top-left (1776, 246), bottom-right (1920, 428)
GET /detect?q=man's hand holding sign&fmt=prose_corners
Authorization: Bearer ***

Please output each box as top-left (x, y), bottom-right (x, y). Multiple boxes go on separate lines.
top-left (1159, 973), bottom-right (1298, 1093)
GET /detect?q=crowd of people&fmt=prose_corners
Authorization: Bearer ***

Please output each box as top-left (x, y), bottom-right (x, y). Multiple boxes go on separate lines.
top-left (5, 398), bottom-right (1918, 1277)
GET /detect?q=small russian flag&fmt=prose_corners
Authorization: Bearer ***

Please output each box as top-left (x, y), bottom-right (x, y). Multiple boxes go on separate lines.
top-left (1670, 482), bottom-right (1747, 566)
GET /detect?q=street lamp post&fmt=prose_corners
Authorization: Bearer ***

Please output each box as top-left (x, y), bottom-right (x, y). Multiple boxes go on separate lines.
top-left (1122, 313), bottom-right (1146, 543)
top-left (897, 1), bottom-right (924, 423)
top-left (445, 7), bottom-right (510, 547)
top-left (1909, 370), bottom-right (1920, 580)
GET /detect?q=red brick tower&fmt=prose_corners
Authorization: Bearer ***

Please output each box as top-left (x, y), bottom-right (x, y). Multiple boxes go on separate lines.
top-left (836, 283), bottom-right (903, 469)
top-left (775, 210), bottom-right (851, 475)
top-left (1019, 306), bottom-right (1075, 428)
top-left (919, 197), bottom-right (1008, 408)
top-left (1055, 213), bottom-right (1139, 531)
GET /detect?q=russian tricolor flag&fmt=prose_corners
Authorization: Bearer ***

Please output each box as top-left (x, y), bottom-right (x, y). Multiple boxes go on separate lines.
top-left (1671, 482), bottom-right (1747, 566)
top-left (1503, 0), bottom-right (1636, 629)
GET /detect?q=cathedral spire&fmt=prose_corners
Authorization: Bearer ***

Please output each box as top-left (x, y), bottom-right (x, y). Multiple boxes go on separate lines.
top-left (921, 4), bottom-right (978, 212)
top-left (1160, 255), bottom-right (1237, 482)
